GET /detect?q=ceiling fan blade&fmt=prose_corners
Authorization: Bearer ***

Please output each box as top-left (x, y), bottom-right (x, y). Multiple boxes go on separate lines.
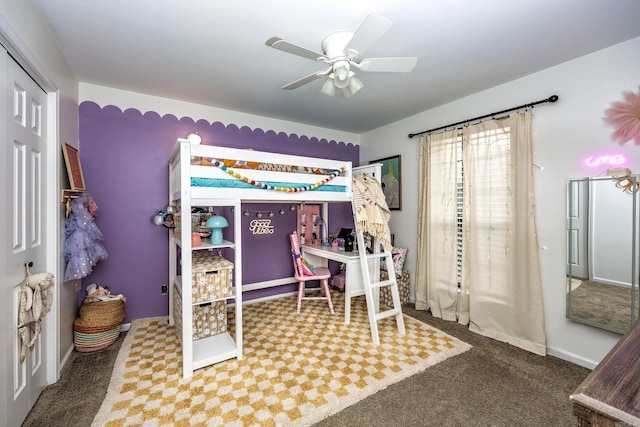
top-left (266, 37), bottom-right (326, 62)
top-left (344, 14), bottom-right (393, 58)
top-left (282, 71), bottom-right (326, 90)
top-left (357, 57), bottom-right (417, 72)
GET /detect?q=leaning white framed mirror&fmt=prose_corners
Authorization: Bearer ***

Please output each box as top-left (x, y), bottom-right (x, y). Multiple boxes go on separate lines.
top-left (566, 176), bottom-right (639, 333)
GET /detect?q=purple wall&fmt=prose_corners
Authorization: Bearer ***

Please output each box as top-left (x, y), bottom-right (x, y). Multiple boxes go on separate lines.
top-left (78, 102), bottom-right (359, 322)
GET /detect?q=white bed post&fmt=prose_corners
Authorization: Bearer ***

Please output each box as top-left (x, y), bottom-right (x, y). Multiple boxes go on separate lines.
top-left (179, 140), bottom-right (194, 378)
top-left (322, 202), bottom-right (329, 244)
top-left (232, 198), bottom-right (243, 360)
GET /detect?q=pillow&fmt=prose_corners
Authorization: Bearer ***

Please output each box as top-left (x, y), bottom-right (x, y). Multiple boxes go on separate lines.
top-left (200, 152), bottom-right (260, 170)
top-left (392, 248), bottom-right (408, 275)
top-left (381, 247), bottom-right (408, 275)
top-left (292, 249), bottom-right (316, 276)
top-left (301, 258), bottom-right (316, 276)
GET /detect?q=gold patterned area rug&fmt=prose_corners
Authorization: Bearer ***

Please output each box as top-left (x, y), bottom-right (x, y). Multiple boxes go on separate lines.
top-left (92, 293), bottom-right (471, 426)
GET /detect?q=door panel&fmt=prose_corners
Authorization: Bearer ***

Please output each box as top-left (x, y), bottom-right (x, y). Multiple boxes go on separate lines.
top-left (567, 179), bottom-right (588, 279)
top-left (31, 149), bottom-right (43, 247)
top-left (3, 50), bottom-right (48, 427)
top-left (13, 141), bottom-right (26, 251)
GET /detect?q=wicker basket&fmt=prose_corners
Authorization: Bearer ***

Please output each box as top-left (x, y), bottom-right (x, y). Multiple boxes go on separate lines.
top-left (73, 299), bottom-right (126, 352)
top-left (379, 270), bottom-right (411, 307)
top-left (173, 288), bottom-right (227, 341)
top-left (191, 253), bottom-right (233, 303)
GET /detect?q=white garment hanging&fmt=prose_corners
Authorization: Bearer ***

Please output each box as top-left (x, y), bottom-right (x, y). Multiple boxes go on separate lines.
top-left (17, 268), bottom-right (54, 363)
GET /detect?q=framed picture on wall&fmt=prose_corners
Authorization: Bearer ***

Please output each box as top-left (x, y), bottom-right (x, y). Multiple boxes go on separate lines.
top-left (370, 155), bottom-right (401, 210)
top-left (62, 142), bottom-right (86, 191)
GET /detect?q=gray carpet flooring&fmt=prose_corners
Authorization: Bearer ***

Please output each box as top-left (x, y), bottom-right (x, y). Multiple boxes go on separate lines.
top-left (22, 305), bottom-right (591, 427)
top-left (569, 280), bottom-right (638, 333)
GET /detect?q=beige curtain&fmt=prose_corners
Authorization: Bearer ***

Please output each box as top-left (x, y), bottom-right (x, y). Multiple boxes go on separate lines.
top-left (415, 110), bottom-right (546, 355)
top-left (415, 129), bottom-right (458, 320)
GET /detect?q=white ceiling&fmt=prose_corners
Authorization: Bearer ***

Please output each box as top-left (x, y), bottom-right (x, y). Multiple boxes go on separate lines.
top-left (32, 0), bottom-right (640, 134)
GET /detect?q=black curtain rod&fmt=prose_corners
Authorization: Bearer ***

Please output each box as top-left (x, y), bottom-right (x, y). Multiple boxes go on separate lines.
top-left (408, 95), bottom-right (559, 139)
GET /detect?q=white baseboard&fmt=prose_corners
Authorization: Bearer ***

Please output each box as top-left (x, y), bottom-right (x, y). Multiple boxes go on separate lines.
top-left (58, 343), bottom-right (74, 375)
top-left (546, 346), bottom-right (597, 370)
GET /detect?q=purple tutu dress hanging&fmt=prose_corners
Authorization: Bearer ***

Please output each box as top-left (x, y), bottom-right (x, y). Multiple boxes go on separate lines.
top-left (63, 193), bottom-right (108, 281)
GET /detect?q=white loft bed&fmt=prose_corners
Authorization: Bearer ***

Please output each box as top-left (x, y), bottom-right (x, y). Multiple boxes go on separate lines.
top-left (168, 138), bottom-right (381, 378)
top-left (167, 138), bottom-right (397, 378)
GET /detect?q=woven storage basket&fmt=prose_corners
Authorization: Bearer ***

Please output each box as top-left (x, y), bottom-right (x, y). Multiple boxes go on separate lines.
top-left (192, 300), bottom-right (227, 339)
top-left (73, 299), bottom-right (126, 352)
top-left (379, 270), bottom-right (411, 307)
top-left (191, 252), bottom-right (233, 303)
top-left (173, 288), bottom-right (227, 341)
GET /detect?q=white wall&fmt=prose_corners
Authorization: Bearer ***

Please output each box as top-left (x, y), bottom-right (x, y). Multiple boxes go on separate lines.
top-left (590, 179), bottom-right (635, 286)
top-left (361, 36), bottom-right (640, 368)
top-left (79, 83), bottom-right (360, 145)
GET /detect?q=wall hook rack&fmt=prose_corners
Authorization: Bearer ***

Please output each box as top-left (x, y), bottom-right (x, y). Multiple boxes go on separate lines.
top-left (61, 189), bottom-right (84, 217)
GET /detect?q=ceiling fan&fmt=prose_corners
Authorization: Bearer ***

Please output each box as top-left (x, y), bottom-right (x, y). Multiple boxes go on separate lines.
top-left (265, 14), bottom-right (417, 98)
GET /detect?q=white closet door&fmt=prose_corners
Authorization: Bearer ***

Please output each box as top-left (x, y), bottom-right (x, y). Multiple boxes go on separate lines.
top-left (1, 48), bottom-right (48, 427)
top-left (567, 179), bottom-right (588, 279)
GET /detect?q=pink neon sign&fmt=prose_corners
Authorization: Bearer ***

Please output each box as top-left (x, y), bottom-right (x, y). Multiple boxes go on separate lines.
top-left (584, 154), bottom-right (626, 167)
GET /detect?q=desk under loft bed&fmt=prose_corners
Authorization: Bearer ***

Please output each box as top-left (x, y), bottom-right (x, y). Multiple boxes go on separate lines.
top-left (167, 138), bottom-right (403, 378)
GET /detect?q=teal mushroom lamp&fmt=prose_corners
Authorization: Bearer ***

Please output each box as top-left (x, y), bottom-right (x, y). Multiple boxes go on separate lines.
top-left (205, 215), bottom-right (229, 244)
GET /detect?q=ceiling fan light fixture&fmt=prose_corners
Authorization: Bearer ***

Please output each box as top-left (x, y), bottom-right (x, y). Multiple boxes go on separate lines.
top-left (321, 78), bottom-right (336, 97)
top-left (267, 14), bottom-right (417, 98)
top-left (348, 75), bottom-right (364, 96)
top-left (332, 63), bottom-right (351, 89)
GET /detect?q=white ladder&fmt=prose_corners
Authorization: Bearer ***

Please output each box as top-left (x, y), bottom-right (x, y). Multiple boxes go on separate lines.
top-left (355, 230), bottom-right (405, 345)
